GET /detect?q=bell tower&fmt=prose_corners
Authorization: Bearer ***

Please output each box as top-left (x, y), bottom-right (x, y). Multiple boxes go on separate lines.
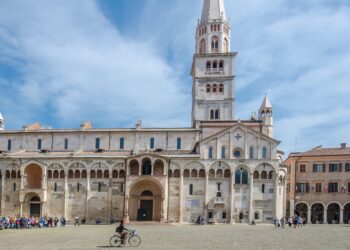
top-left (192, 0), bottom-right (237, 127)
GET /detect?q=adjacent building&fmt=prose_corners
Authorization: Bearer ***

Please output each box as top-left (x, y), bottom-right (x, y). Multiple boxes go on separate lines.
top-left (0, 0), bottom-right (286, 224)
top-left (284, 143), bottom-right (350, 224)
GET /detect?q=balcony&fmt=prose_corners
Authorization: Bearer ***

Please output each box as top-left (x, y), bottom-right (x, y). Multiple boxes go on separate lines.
top-left (214, 197), bottom-right (225, 205)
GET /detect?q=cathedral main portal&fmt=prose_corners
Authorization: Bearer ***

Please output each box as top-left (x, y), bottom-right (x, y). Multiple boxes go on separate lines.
top-left (128, 179), bottom-right (163, 222)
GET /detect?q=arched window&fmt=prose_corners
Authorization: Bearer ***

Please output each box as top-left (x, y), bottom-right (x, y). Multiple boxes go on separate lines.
top-left (261, 171), bottom-right (267, 179)
top-left (74, 170), bottom-right (80, 179)
top-left (11, 170), bottom-right (16, 179)
top-left (90, 170), bottom-right (96, 179)
top-left (199, 169), bottom-right (205, 178)
top-left (253, 171), bottom-right (259, 179)
top-left (60, 170), bottom-right (65, 179)
top-left (112, 170), bottom-right (118, 178)
top-left (212, 84), bottom-right (217, 92)
top-left (97, 170), bottom-right (103, 179)
top-left (210, 110), bottom-right (214, 120)
top-left (142, 158), bottom-right (152, 175)
top-left (211, 36), bottom-right (219, 52)
top-left (221, 146), bottom-right (226, 159)
top-left (150, 138), bottom-right (155, 149)
top-left (268, 171), bottom-right (273, 179)
top-left (48, 170), bottom-right (52, 179)
top-left (217, 169), bottom-right (223, 178)
top-left (95, 138), bottom-right (100, 149)
top-left (191, 169), bottom-right (198, 178)
top-left (206, 61), bottom-right (211, 70)
top-left (200, 39), bottom-right (206, 54)
top-left (173, 169), bottom-right (180, 178)
top-left (68, 170), bottom-right (74, 179)
top-left (81, 170), bottom-right (87, 178)
top-left (5, 170), bottom-right (10, 179)
top-left (17, 170), bottom-right (21, 178)
top-left (120, 138), bottom-right (125, 150)
top-left (119, 170), bottom-right (125, 178)
top-left (249, 146), bottom-right (254, 159)
top-left (206, 84), bottom-right (211, 93)
top-left (183, 169), bottom-right (190, 177)
top-left (213, 61), bottom-right (218, 69)
top-left (189, 184), bottom-right (193, 195)
top-left (103, 170), bottom-right (109, 179)
top-left (53, 170), bottom-right (59, 179)
top-left (177, 138), bottom-right (182, 150)
top-left (223, 38), bottom-right (229, 53)
top-left (219, 84), bottom-right (224, 93)
top-left (219, 60), bottom-right (224, 69)
top-left (208, 147), bottom-right (213, 159)
top-left (224, 169), bottom-right (231, 178)
top-left (235, 169), bottom-right (241, 184)
top-left (209, 169), bottom-right (215, 178)
top-left (215, 110), bottom-right (219, 119)
top-left (242, 170), bottom-right (248, 184)
top-left (168, 169), bottom-right (173, 178)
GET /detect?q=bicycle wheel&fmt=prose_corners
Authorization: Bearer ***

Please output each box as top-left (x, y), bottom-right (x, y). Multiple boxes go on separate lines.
top-left (128, 235), bottom-right (141, 247)
top-left (110, 235), bottom-right (122, 247)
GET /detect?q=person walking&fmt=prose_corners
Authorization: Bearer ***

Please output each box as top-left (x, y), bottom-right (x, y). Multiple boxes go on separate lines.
top-left (74, 216), bottom-right (80, 227)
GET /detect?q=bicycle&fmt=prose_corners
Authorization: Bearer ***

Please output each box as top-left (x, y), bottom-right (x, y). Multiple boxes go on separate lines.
top-left (110, 229), bottom-right (141, 247)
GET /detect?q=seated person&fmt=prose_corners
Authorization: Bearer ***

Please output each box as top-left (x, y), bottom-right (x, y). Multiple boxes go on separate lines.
top-left (116, 220), bottom-right (129, 245)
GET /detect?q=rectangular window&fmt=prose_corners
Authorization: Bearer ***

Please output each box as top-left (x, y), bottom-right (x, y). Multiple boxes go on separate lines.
top-left (189, 184), bottom-right (193, 195)
top-left (221, 147), bottom-right (226, 159)
top-left (249, 147), bottom-right (254, 159)
top-left (120, 138), bottom-right (125, 150)
top-left (315, 183), bottom-right (322, 193)
top-left (217, 183), bottom-right (221, 191)
top-left (348, 182), bottom-right (350, 193)
top-left (208, 147), bottom-right (213, 159)
top-left (120, 183), bottom-right (124, 193)
top-left (296, 183), bottom-right (309, 193)
top-left (54, 183), bottom-right (57, 192)
top-left (313, 164), bottom-right (324, 173)
top-left (95, 138), bottom-right (100, 149)
top-left (346, 163), bottom-right (350, 172)
top-left (38, 139), bottom-right (42, 150)
top-left (98, 183), bottom-right (102, 192)
top-left (176, 138), bottom-right (181, 150)
top-left (329, 163), bottom-right (341, 172)
top-left (77, 183), bottom-right (80, 192)
top-left (64, 138), bottom-right (69, 150)
top-left (300, 164), bottom-right (306, 173)
top-left (7, 139), bottom-right (11, 151)
top-left (328, 182), bottom-right (338, 193)
top-left (150, 138), bottom-right (155, 149)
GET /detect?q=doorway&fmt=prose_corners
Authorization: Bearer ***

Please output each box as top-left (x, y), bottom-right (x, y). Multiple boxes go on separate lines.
top-left (138, 200), bottom-right (153, 221)
top-left (30, 196), bottom-right (41, 217)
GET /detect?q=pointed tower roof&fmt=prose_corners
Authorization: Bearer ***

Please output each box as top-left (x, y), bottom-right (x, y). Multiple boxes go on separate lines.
top-left (201, 0), bottom-right (227, 24)
top-left (260, 94), bottom-right (272, 111)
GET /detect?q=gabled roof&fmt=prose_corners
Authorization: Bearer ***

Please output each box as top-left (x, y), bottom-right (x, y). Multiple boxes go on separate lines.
top-left (199, 122), bottom-right (280, 145)
top-left (201, 0), bottom-right (227, 24)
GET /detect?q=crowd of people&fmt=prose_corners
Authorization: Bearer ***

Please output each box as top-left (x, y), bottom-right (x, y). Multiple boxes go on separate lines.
top-left (273, 216), bottom-right (306, 228)
top-left (0, 216), bottom-right (67, 230)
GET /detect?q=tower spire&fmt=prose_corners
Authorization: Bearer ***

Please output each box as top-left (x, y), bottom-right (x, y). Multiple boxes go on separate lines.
top-left (201, 0), bottom-right (227, 24)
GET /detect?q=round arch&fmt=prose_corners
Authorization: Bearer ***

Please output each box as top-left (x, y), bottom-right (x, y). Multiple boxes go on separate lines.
top-left (25, 164), bottom-right (43, 189)
top-left (343, 203), bottom-right (350, 224)
top-left (327, 203), bottom-right (341, 224)
top-left (311, 203), bottom-right (324, 224)
top-left (128, 178), bottom-right (164, 222)
top-left (295, 202), bottom-right (309, 222)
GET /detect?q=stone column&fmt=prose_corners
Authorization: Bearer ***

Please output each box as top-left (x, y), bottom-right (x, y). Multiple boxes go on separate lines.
top-left (340, 208), bottom-right (344, 224)
top-left (160, 197), bottom-right (165, 222)
top-left (20, 171), bottom-right (24, 190)
top-left (124, 195), bottom-right (129, 222)
top-left (248, 173), bottom-right (254, 223)
top-left (323, 209), bottom-right (328, 224)
top-left (307, 208), bottom-right (311, 224)
top-left (64, 175), bottom-right (68, 219)
top-left (204, 170), bottom-right (209, 220)
top-left (179, 169), bottom-right (184, 223)
top-left (0, 176), bottom-right (4, 214)
top-left (20, 202), bottom-right (23, 217)
top-left (230, 172), bottom-right (235, 223)
top-left (273, 173), bottom-right (279, 218)
top-left (86, 171), bottom-right (91, 222)
top-left (107, 176), bottom-right (112, 224)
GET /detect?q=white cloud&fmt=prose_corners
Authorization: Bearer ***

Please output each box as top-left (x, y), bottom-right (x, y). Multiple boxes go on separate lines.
top-left (0, 0), bottom-right (190, 128)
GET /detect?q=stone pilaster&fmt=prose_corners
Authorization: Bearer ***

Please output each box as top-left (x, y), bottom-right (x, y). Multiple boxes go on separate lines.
top-left (248, 173), bottom-right (254, 223)
top-left (204, 170), bottom-right (209, 220)
top-left (230, 172), bottom-right (235, 223)
top-left (64, 175), bottom-right (68, 218)
top-left (179, 169), bottom-right (184, 223)
top-left (340, 208), bottom-right (344, 224)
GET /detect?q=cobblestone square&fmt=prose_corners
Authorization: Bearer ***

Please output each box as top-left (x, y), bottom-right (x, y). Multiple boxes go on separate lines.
top-left (1, 224), bottom-right (350, 250)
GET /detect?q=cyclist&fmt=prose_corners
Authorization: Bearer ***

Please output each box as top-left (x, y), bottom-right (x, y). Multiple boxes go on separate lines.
top-left (116, 220), bottom-right (129, 245)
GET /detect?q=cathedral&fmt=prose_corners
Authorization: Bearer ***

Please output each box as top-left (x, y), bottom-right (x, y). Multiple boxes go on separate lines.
top-left (0, 0), bottom-right (286, 224)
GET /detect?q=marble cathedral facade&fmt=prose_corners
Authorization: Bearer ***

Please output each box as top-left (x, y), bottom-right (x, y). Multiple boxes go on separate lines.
top-left (0, 0), bottom-right (286, 224)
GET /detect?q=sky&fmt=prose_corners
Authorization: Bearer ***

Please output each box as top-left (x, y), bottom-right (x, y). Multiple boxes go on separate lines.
top-left (0, 0), bottom-right (350, 155)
